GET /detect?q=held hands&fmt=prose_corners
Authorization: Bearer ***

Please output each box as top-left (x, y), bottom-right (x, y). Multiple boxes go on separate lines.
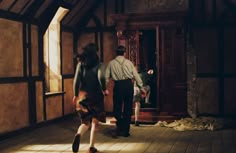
top-left (73, 91), bottom-right (87, 106)
top-left (140, 88), bottom-right (147, 98)
top-left (72, 95), bottom-right (88, 112)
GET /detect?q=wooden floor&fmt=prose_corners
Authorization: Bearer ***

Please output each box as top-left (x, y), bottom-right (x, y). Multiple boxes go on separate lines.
top-left (0, 116), bottom-right (236, 153)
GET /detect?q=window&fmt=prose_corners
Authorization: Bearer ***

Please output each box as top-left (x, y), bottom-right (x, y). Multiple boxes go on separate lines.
top-left (43, 7), bottom-right (68, 93)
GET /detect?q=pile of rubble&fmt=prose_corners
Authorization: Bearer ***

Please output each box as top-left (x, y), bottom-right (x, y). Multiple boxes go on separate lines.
top-left (155, 117), bottom-right (224, 131)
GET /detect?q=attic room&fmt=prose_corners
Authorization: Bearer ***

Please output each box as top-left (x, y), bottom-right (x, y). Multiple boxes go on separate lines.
top-left (0, 0), bottom-right (236, 152)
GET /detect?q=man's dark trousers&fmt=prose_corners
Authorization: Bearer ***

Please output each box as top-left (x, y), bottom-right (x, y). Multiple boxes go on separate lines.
top-left (113, 79), bottom-right (133, 135)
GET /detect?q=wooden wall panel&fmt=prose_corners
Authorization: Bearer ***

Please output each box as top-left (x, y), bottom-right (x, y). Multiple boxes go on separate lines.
top-left (224, 28), bottom-right (236, 74)
top-left (103, 32), bottom-right (117, 65)
top-left (0, 83), bottom-right (29, 134)
top-left (94, 0), bottom-right (104, 26)
top-left (193, 28), bottom-right (218, 73)
top-left (87, 19), bottom-right (96, 28)
top-left (31, 25), bottom-right (39, 76)
top-left (205, 0), bottom-right (214, 23)
top-left (77, 33), bottom-right (95, 54)
top-left (107, 0), bottom-right (116, 26)
top-left (103, 32), bottom-right (117, 112)
top-left (216, 0), bottom-right (225, 20)
top-left (224, 78), bottom-right (236, 115)
top-left (196, 78), bottom-right (219, 115)
top-left (0, 19), bottom-right (23, 77)
top-left (36, 81), bottom-right (44, 123)
top-left (62, 32), bottom-right (74, 75)
top-left (124, 0), bottom-right (188, 13)
top-left (192, 0), bottom-right (204, 23)
top-left (46, 96), bottom-right (62, 120)
top-left (190, 0), bottom-right (225, 23)
top-left (97, 32), bottom-right (101, 60)
top-left (63, 79), bottom-right (75, 115)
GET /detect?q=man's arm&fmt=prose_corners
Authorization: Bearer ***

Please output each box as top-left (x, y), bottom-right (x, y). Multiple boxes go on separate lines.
top-left (132, 63), bottom-right (143, 88)
top-left (105, 62), bottom-right (111, 86)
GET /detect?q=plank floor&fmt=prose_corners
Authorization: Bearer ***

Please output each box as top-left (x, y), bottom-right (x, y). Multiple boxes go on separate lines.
top-left (0, 116), bottom-right (236, 153)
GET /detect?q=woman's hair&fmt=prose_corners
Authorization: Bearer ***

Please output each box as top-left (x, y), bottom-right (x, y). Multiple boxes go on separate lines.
top-left (80, 43), bottom-right (99, 68)
top-left (116, 45), bottom-right (126, 55)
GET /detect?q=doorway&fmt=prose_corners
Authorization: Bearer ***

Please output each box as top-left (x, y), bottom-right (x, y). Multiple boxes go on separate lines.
top-left (139, 29), bottom-right (158, 108)
top-left (113, 12), bottom-right (187, 120)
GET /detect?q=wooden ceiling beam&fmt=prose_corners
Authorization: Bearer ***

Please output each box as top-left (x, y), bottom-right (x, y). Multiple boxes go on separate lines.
top-left (19, 0), bottom-right (32, 15)
top-left (38, 0), bottom-right (61, 34)
top-left (74, 0), bottom-right (101, 32)
top-left (23, 0), bottom-right (44, 21)
top-left (7, 0), bottom-right (17, 11)
top-left (61, 1), bottom-right (73, 10)
top-left (63, 0), bottom-right (84, 25)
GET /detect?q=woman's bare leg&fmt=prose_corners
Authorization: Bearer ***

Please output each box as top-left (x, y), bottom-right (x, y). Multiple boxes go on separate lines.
top-left (72, 123), bottom-right (90, 152)
top-left (89, 118), bottom-right (98, 147)
top-left (145, 86), bottom-right (151, 104)
top-left (78, 123), bottom-right (89, 136)
top-left (135, 101), bottom-right (140, 126)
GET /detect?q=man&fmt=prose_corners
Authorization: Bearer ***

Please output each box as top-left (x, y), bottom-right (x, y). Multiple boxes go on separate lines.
top-left (105, 45), bottom-right (143, 137)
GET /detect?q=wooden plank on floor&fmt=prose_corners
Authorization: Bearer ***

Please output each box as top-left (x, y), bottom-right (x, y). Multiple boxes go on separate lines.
top-left (157, 129), bottom-right (182, 153)
top-left (221, 129), bottom-right (236, 153)
top-left (211, 130), bottom-right (223, 153)
top-left (144, 126), bottom-right (173, 153)
top-left (196, 131), bottom-right (212, 153)
top-left (0, 117), bottom-right (236, 153)
top-left (169, 131), bottom-right (192, 153)
top-left (185, 131), bottom-right (201, 153)
top-left (118, 125), bottom-right (154, 153)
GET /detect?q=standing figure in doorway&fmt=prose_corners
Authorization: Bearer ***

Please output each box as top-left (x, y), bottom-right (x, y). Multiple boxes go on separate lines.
top-left (133, 64), bottom-right (151, 126)
top-left (138, 64), bottom-right (151, 104)
top-left (72, 43), bottom-right (107, 153)
top-left (105, 45), bottom-right (143, 137)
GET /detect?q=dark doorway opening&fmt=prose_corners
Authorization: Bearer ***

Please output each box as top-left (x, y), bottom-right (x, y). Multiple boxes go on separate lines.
top-left (139, 29), bottom-right (157, 108)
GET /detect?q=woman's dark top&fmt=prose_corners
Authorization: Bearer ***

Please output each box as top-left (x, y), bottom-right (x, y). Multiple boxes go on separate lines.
top-left (73, 62), bottom-right (106, 123)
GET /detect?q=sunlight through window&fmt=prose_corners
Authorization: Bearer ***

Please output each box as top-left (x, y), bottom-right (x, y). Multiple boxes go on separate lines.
top-left (43, 7), bottom-right (68, 92)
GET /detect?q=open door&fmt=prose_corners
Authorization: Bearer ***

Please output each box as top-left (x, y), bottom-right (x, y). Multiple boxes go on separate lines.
top-left (157, 25), bottom-right (187, 116)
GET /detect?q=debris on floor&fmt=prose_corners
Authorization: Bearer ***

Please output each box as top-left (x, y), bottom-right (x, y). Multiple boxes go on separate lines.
top-left (155, 117), bottom-right (225, 131)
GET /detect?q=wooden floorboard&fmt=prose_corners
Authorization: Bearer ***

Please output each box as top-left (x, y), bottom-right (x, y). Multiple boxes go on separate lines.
top-left (0, 117), bottom-right (235, 153)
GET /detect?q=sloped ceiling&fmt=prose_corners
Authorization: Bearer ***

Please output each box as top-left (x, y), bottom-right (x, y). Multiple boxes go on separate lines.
top-left (0, 0), bottom-right (100, 32)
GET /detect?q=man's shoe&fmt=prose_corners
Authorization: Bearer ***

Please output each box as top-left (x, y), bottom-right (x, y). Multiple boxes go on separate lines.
top-left (72, 134), bottom-right (80, 152)
top-left (88, 146), bottom-right (98, 153)
top-left (117, 131), bottom-right (130, 137)
top-left (122, 132), bottom-right (130, 137)
top-left (111, 131), bottom-right (118, 138)
top-left (110, 129), bottom-right (119, 138)
top-left (135, 121), bottom-right (140, 126)
top-left (111, 127), bottom-right (123, 138)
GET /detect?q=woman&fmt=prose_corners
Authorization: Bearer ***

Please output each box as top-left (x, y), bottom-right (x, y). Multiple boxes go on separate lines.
top-left (72, 43), bottom-right (107, 153)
